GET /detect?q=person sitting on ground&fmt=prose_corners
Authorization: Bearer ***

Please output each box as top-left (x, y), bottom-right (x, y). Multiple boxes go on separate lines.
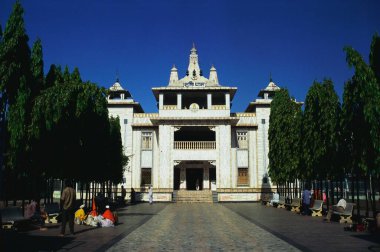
top-left (96, 205), bottom-right (116, 227)
top-left (74, 204), bottom-right (86, 225)
top-left (270, 192), bottom-right (279, 206)
top-left (27, 199), bottom-right (47, 230)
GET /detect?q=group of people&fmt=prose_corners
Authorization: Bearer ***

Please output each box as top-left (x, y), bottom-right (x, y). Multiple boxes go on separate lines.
top-left (28, 180), bottom-right (152, 236)
top-left (60, 180), bottom-right (118, 236)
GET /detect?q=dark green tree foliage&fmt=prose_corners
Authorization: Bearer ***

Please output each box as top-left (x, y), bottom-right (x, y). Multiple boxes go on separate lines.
top-left (342, 42), bottom-right (380, 176)
top-left (31, 80), bottom-right (111, 182)
top-left (0, 2), bottom-right (34, 175)
top-left (268, 89), bottom-right (302, 183)
top-left (63, 65), bottom-right (70, 84)
top-left (107, 117), bottom-right (127, 184)
top-left (45, 64), bottom-right (62, 88)
top-left (0, 1), bottom-right (31, 105)
top-left (71, 67), bottom-right (82, 83)
top-left (370, 33), bottom-right (380, 83)
top-left (30, 38), bottom-right (44, 98)
top-left (302, 80), bottom-right (341, 180)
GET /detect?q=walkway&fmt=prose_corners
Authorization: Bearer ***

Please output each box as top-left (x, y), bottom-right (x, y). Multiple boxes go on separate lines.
top-left (1, 203), bottom-right (379, 251)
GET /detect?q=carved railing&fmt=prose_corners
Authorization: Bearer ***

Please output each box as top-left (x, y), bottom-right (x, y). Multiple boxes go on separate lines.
top-left (162, 105), bottom-right (177, 110)
top-left (211, 105), bottom-right (227, 110)
top-left (174, 141), bottom-right (216, 149)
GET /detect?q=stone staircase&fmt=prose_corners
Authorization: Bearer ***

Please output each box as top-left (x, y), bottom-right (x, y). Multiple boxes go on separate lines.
top-left (173, 190), bottom-right (213, 203)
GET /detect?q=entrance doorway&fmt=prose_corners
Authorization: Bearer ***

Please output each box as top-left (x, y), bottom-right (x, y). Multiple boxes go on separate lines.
top-left (186, 168), bottom-right (203, 190)
top-left (174, 168), bottom-right (180, 190)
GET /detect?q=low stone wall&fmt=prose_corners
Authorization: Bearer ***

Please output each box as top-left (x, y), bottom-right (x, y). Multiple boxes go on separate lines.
top-left (218, 192), bottom-right (260, 202)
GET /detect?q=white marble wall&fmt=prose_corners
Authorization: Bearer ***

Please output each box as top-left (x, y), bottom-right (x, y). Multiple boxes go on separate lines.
top-left (108, 106), bottom-right (134, 189)
top-left (255, 106), bottom-right (271, 188)
top-left (217, 125), bottom-right (232, 188)
top-left (158, 125), bottom-right (172, 188)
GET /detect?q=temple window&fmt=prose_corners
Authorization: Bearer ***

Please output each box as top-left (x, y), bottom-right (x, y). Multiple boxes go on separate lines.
top-left (237, 131), bottom-right (248, 149)
top-left (142, 132), bottom-right (153, 149)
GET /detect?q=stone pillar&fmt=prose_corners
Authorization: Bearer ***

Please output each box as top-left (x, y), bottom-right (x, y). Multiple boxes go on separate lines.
top-left (177, 93), bottom-right (182, 109)
top-left (203, 166), bottom-right (209, 189)
top-left (225, 93), bottom-right (230, 109)
top-left (159, 93), bottom-right (164, 110)
top-left (207, 93), bottom-right (212, 109)
top-left (158, 125), bottom-right (171, 188)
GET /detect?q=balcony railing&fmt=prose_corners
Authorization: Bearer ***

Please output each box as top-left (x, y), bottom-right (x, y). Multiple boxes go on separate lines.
top-left (174, 141), bottom-right (216, 149)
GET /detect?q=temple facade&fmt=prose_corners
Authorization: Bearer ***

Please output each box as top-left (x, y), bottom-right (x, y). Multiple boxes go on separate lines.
top-left (107, 45), bottom-right (280, 202)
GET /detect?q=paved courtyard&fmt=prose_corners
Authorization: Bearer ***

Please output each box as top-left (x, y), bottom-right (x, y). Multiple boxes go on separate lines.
top-left (1, 203), bottom-right (380, 251)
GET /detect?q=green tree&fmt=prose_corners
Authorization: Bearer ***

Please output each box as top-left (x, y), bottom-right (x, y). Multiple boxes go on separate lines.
top-left (63, 65), bottom-right (70, 84)
top-left (302, 80), bottom-right (341, 180)
top-left (45, 64), bottom-right (63, 88)
top-left (71, 67), bottom-right (82, 83)
top-left (31, 80), bottom-right (110, 182)
top-left (30, 38), bottom-right (44, 97)
top-left (0, 2), bottom-right (33, 199)
top-left (0, 1), bottom-right (31, 106)
top-left (342, 37), bottom-right (380, 216)
top-left (268, 89), bottom-right (302, 186)
top-left (370, 33), bottom-right (380, 82)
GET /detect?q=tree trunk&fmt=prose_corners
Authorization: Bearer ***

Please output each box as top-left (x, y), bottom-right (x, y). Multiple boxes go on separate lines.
top-left (364, 176), bottom-right (369, 218)
top-left (355, 175), bottom-right (360, 217)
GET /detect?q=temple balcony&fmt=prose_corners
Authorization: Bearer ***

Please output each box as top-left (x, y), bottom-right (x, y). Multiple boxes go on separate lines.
top-left (174, 141), bottom-right (216, 149)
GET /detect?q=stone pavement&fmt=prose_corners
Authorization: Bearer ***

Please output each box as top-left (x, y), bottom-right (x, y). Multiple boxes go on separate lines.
top-left (1, 202), bottom-right (379, 251)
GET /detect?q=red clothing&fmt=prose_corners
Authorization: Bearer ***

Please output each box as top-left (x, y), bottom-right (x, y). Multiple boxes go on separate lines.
top-left (102, 209), bottom-right (115, 223)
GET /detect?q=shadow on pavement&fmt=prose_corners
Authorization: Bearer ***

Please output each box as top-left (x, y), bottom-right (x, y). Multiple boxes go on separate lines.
top-left (1, 231), bottom-right (75, 252)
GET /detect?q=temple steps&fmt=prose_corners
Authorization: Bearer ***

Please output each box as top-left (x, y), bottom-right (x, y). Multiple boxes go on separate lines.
top-left (173, 190), bottom-right (213, 203)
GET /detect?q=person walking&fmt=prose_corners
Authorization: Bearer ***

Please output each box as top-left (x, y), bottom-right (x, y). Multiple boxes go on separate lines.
top-left (60, 180), bottom-right (76, 236)
top-left (148, 186), bottom-right (153, 205)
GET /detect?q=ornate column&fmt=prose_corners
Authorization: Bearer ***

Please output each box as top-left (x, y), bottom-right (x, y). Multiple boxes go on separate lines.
top-left (177, 93), bottom-right (182, 109)
top-left (159, 93), bottom-right (164, 110)
top-left (207, 93), bottom-right (212, 109)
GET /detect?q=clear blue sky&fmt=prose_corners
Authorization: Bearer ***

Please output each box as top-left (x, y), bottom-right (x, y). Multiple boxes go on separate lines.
top-left (1, 0), bottom-right (379, 112)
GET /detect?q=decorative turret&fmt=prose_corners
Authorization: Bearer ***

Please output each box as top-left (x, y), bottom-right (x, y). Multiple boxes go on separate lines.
top-left (108, 78), bottom-right (132, 100)
top-left (258, 77), bottom-right (280, 99)
top-left (209, 65), bottom-right (219, 84)
top-left (169, 65), bottom-right (179, 84)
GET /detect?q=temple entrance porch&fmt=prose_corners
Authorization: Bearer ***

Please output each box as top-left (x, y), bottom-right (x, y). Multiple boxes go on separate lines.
top-left (173, 161), bottom-right (216, 191)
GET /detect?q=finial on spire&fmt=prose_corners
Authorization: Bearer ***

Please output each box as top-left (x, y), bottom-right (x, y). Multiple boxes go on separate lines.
top-left (269, 72), bottom-right (273, 83)
top-left (191, 42), bottom-right (197, 54)
top-left (116, 69), bottom-right (119, 82)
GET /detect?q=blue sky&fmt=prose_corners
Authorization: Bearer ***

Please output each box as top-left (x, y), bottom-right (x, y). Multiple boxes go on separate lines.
top-left (1, 0), bottom-right (379, 112)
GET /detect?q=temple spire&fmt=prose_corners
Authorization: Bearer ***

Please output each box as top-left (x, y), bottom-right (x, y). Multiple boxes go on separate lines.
top-left (188, 43), bottom-right (200, 80)
top-left (209, 64), bottom-right (219, 84)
